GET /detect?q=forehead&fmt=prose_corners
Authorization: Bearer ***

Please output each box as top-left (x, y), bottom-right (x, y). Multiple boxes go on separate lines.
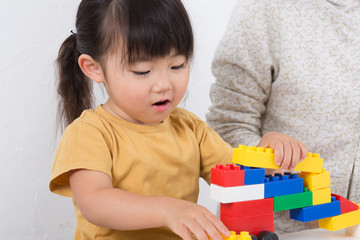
top-left (105, 48), bottom-right (185, 66)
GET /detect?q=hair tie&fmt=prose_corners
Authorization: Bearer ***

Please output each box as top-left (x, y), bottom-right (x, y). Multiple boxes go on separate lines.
top-left (70, 30), bottom-right (77, 37)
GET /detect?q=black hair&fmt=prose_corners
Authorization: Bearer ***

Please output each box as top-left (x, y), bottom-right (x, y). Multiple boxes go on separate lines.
top-left (56, 0), bottom-right (194, 128)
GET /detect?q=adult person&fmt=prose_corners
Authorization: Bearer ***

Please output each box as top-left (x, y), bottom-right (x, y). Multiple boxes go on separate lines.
top-left (207, 0), bottom-right (360, 233)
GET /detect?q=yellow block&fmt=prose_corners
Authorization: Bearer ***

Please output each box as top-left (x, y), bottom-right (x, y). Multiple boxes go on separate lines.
top-left (232, 145), bottom-right (323, 173)
top-left (221, 231), bottom-right (251, 240)
top-left (312, 187), bottom-right (331, 205)
top-left (299, 169), bottom-right (331, 191)
top-left (319, 204), bottom-right (360, 231)
top-left (221, 231), bottom-right (237, 240)
top-left (238, 232), bottom-right (252, 240)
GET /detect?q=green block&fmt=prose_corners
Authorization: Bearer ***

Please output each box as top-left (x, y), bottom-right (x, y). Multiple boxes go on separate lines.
top-left (274, 188), bottom-right (313, 212)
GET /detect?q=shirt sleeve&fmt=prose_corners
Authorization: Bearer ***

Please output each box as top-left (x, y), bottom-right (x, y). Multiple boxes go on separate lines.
top-left (49, 120), bottom-right (113, 197)
top-left (196, 120), bottom-right (234, 184)
top-left (206, 0), bottom-right (280, 147)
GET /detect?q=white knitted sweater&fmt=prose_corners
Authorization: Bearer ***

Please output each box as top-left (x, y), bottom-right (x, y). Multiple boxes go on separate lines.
top-left (207, 0), bottom-right (360, 233)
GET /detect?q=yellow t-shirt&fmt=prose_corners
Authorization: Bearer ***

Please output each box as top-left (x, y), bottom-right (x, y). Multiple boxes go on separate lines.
top-left (50, 106), bottom-right (232, 239)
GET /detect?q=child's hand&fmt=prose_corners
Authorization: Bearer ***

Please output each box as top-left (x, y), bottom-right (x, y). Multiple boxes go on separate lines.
top-left (257, 131), bottom-right (308, 172)
top-left (162, 197), bottom-right (230, 240)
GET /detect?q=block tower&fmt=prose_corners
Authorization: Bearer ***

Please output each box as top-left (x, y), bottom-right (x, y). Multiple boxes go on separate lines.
top-left (210, 145), bottom-right (360, 240)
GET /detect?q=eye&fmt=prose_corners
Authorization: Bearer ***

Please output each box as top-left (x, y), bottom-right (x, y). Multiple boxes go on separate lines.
top-left (132, 70), bottom-right (150, 76)
top-left (171, 63), bottom-right (185, 70)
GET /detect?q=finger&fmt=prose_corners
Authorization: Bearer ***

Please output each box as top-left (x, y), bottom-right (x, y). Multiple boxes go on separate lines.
top-left (280, 141), bottom-right (292, 172)
top-left (186, 219), bottom-right (209, 240)
top-left (298, 142), bottom-right (308, 162)
top-left (272, 143), bottom-right (284, 166)
top-left (173, 224), bottom-right (194, 240)
top-left (205, 212), bottom-right (230, 239)
top-left (289, 141), bottom-right (300, 171)
top-left (200, 221), bottom-right (222, 240)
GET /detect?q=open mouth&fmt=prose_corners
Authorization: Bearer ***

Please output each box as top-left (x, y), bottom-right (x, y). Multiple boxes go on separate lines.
top-left (153, 100), bottom-right (169, 106)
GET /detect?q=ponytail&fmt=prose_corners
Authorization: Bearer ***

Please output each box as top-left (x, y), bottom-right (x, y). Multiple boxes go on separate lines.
top-left (56, 33), bottom-right (93, 128)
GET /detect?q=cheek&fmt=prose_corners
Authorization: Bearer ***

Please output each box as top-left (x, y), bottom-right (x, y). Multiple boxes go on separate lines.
top-left (121, 83), bottom-right (149, 103)
top-left (172, 74), bottom-right (189, 102)
top-left (179, 71), bottom-right (190, 92)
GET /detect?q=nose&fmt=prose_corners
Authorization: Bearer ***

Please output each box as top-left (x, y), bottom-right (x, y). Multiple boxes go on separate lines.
top-left (152, 72), bottom-right (172, 93)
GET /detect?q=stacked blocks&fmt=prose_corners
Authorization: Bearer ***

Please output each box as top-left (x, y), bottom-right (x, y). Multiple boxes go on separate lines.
top-left (210, 183), bottom-right (264, 204)
top-left (232, 145), bottom-right (323, 173)
top-left (264, 172), bottom-right (303, 198)
top-left (299, 169), bottom-right (331, 191)
top-left (312, 188), bottom-right (331, 206)
top-left (318, 204), bottom-right (360, 231)
top-left (331, 193), bottom-right (359, 214)
top-left (210, 145), bottom-right (360, 237)
top-left (221, 199), bottom-right (274, 236)
top-left (240, 166), bottom-right (265, 185)
top-left (221, 213), bottom-right (274, 237)
top-left (290, 196), bottom-right (341, 222)
top-left (211, 164), bottom-right (244, 187)
top-left (274, 187), bottom-right (313, 212)
top-left (221, 198), bottom-right (274, 217)
top-left (221, 231), bottom-right (254, 240)
top-left (299, 168), bottom-right (332, 206)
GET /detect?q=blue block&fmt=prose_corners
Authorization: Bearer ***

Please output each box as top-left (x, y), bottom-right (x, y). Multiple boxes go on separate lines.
top-left (239, 166), bottom-right (265, 185)
top-left (264, 173), bottom-right (303, 198)
top-left (290, 196), bottom-right (341, 222)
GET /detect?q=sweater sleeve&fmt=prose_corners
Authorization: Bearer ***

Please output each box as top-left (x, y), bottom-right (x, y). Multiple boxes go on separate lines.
top-left (206, 0), bottom-right (280, 147)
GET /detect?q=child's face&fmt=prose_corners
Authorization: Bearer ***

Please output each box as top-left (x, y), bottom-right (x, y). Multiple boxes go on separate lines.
top-left (102, 51), bottom-right (190, 125)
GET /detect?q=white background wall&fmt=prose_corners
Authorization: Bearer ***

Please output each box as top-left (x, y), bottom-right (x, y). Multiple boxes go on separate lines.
top-left (0, 0), bottom-right (237, 239)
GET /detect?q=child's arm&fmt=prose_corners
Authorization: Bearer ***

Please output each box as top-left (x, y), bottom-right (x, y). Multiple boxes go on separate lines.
top-left (69, 169), bottom-right (229, 240)
top-left (257, 131), bottom-right (308, 172)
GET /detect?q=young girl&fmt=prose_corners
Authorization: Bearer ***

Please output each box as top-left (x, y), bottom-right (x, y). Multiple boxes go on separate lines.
top-left (50, 0), bottom-right (307, 239)
top-left (50, 0), bottom-right (232, 239)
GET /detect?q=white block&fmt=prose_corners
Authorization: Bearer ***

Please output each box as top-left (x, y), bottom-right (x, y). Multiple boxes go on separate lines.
top-left (346, 224), bottom-right (360, 237)
top-left (210, 183), bottom-right (264, 203)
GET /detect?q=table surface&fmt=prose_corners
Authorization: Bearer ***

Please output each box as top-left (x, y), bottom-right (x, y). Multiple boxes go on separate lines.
top-left (279, 228), bottom-right (359, 240)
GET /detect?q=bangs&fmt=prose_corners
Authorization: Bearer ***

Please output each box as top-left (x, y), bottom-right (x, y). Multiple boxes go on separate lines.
top-left (126, 0), bottom-right (193, 64)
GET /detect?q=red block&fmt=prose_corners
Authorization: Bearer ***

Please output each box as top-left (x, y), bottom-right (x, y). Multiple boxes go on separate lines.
top-left (221, 213), bottom-right (274, 236)
top-left (221, 198), bottom-right (274, 218)
top-left (331, 193), bottom-right (359, 214)
top-left (211, 164), bottom-right (244, 187)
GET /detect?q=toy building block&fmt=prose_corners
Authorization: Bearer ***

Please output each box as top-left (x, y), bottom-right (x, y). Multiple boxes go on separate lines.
top-left (312, 187), bottom-right (331, 206)
top-left (211, 164), bottom-right (245, 187)
top-left (264, 172), bottom-right (303, 198)
top-left (210, 183), bottom-right (264, 204)
top-left (331, 193), bottom-right (359, 214)
top-left (299, 168), bottom-right (330, 191)
top-left (232, 145), bottom-right (323, 173)
top-left (319, 204), bottom-right (360, 231)
top-left (221, 231), bottom-right (237, 240)
top-left (290, 196), bottom-right (341, 222)
top-left (274, 187), bottom-right (313, 212)
top-left (238, 232), bottom-right (252, 240)
top-left (345, 224), bottom-right (360, 237)
top-left (221, 198), bottom-right (274, 218)
top-left (220, 231), bottom-right (255, 240)
top-left (221, 213), bottom-right (274, 236)
top-left (239, 166), bottom-right (265, 185)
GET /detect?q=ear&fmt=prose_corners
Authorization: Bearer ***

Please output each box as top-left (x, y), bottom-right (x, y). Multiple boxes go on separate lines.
top-left (78, 54), bottom-right (104, 83)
